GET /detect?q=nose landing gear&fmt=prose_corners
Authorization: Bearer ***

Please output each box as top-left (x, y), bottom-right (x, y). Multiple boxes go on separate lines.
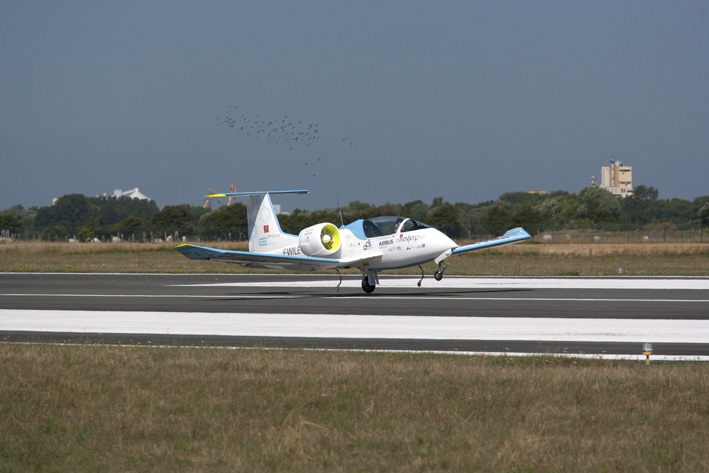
top-left (434, 261), bottom-right (448, 281)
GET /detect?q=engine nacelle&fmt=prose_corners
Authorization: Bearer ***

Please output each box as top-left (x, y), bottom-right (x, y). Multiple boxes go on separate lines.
top-left (298, 223), bottom-right (342, 258)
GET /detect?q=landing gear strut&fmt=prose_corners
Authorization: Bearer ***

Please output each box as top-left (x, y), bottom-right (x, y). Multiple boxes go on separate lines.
top-left (334, 269), bottom-right (342, 291)
top-left (434, 261), bottom-right (448, 281)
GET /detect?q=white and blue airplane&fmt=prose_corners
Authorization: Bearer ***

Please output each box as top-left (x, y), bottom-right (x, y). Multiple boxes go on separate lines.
top-left (177, 190), bottom-right (530, 293)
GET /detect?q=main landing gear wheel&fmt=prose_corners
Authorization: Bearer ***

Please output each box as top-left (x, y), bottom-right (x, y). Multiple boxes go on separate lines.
top-left (360, 269), bottom-right (379, 293)
top-left (362, 277), bottom-right (376, 293)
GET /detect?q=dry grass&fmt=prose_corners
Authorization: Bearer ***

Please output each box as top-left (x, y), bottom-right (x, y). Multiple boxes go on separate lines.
top-left (0, 241), bottom-right (221, 274)
top-left (1, 344), bottom-right (707, 472)
top-left (1, 240), bottom-right (708, 276)
top-left (494, 242), bottom-right (709, 256)
top-left (443, 242), bottom-right (709, 277)
top-left (379, 242), bottom-right (709, 277)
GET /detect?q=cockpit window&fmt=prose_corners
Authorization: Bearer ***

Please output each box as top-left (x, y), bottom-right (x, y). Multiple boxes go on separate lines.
top-left (399, 218), bottom-right (430, 233)
top-left (362, 219), bottom-right (384, 238)
top-left (361, 216), bottom-right (430, 237)
top-left (399, 219), bottom-right (415, 232)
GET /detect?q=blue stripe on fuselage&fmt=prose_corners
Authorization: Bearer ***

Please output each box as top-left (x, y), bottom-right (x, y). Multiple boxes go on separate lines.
top-left (340, 220), bottom-right (367, 240)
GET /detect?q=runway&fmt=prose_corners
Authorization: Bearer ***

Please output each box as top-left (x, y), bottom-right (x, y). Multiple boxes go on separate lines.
top-left (1, 273), bottom-right (708, 359)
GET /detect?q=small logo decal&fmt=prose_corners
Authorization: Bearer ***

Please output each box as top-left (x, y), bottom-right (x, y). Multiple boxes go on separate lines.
top-left (264, 225), bottom-right (269, 233)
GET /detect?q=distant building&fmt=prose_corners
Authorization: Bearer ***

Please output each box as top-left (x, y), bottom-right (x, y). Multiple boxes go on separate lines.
top-left (111, 188), bottom-right (152, 201)
top-left (595, 159), bottom-right (633, 198)
top-left (53, 188), bottom-right (154, 205)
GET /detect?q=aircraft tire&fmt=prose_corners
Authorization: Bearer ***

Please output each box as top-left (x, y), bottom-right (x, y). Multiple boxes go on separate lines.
top-left (434, 271), bottom-right (443, 281)
top-left (362, 278), bottom-right (376, 293)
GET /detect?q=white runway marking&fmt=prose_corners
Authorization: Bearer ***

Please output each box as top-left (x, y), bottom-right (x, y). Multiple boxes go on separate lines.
top-left (176, 277), bottom-right (709, 290)
top-left (2, 277), bottom-right (706, 359)
top-left (1, 294), bottom-right (300, 299)
top-left (2, 293), bottom-right (707, 303)
top-left (1, 309), bottom-right (707, 344)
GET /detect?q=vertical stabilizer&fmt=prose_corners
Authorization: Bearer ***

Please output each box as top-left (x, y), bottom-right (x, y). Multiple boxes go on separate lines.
top-left (246, 193), bottom-right (298, 253)
top-left (203, 190), bottom-right (307, 253)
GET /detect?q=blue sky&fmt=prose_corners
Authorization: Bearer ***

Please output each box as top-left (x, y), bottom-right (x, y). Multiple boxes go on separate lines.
top-left (2, 1), bottom-right (708, 211)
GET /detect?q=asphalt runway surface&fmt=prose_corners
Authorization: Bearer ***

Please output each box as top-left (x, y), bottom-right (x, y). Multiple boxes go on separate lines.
top-left (1, 273), bottom-right (708, 359)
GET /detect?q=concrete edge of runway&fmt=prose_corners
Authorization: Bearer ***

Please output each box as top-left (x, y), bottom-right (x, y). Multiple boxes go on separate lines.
top-left (3, 274), bottom-right (707, 359)
top-left (4, 272), bottom-right (709, 278)
top-left (3, 331), bottom-right (708, 361)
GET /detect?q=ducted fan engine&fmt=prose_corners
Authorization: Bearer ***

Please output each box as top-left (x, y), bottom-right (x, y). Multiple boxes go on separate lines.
top-left (298, 223), bottom-right (342, 258)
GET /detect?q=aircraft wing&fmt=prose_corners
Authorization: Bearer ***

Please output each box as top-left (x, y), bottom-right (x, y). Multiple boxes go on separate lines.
top-left (451, 227), bottom-right (531, 256)
top-left (176, 244), bottom-right (384, 272)
top-left (176, 244), bottom-right (345, 272)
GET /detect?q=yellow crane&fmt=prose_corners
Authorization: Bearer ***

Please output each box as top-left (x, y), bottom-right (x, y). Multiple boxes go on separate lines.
top-left (203, 183), bottom-right (237, 208)
top-left (226, 183), bottom-right (237, 206)
top-left (203, 188), bottom-right (219, 208)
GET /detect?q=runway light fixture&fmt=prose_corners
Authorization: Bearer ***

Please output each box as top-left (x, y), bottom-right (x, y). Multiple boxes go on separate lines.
top-left (642, 343), bottom-right (653, 365)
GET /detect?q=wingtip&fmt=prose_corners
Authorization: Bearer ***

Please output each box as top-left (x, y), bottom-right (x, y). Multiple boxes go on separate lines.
top-left (504, 227), bottom-right (531, 238)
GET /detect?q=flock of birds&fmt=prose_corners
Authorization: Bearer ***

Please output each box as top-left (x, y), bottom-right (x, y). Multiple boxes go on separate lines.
top-left (216, 105), bottom-right (326, 151)
top-left (215, 105), bottom-right (355, 178)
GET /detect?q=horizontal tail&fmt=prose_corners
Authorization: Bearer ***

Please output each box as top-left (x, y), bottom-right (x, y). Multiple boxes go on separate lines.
top-left (206, 190), bottom-right (309, 198)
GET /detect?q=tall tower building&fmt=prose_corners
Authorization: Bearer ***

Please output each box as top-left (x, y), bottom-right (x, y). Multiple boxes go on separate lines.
top-left (599, 159), bottom-right (633, 197)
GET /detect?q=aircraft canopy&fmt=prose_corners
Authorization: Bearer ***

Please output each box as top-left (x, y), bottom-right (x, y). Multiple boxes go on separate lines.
top-left (342, 216), bottom-right (431, 239)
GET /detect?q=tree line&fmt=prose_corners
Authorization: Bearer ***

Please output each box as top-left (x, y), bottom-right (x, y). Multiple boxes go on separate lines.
top-left (1, 186), bottom-right (708, 242)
